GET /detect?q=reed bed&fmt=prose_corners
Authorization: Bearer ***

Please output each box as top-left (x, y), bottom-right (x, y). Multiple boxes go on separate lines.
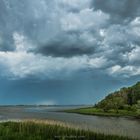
top-left (0, 120), bottom-right (137, 140)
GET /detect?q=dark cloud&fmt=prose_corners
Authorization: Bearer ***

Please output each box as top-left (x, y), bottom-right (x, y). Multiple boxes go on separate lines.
top-left (0, 0), bottom-right (108, 55)
top-left (38, 43), bottom-right (94, 57)
top-left (37, 32), bottom-right (95, 57)
top-left (92, 0), bottom-right (140, 22)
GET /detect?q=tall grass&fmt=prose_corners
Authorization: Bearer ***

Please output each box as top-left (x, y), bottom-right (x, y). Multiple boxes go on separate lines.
top-left (0, 121), bottom-right (137, 140)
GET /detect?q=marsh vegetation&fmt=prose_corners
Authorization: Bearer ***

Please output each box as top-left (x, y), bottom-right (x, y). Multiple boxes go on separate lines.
top-left (0, 121), bottom-right (137, 140)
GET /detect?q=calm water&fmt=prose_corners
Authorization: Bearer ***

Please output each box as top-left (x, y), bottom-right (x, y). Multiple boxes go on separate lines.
top-left (0, 106), bottom-right (140, 139)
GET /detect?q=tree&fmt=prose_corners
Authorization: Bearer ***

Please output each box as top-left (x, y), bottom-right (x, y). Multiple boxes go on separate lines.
top-left (127, 88), bottom-right (133, 106)
top-left (136, 100), bottom-right (140, 109)
top-left (97, 99), bottom-right (112, 112)
top-left (111, 97), bottom-right (124, 113)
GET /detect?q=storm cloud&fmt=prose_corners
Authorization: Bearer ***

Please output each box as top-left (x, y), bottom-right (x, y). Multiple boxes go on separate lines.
top-left (92, 0), bottom-right (140, 23)
top-left (0, 0), bottom-right (140, 105)
top-left (0, 0), bottom-right (140, 79)
top-left (37, 32), bottom-right (95, 57)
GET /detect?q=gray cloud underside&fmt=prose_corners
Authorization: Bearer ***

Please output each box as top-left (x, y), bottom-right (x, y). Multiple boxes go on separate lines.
top-left (92, 0), bottom-right (140, 23)
top-left (37, 32), bottom-right (95, 57)
top-left (0, 0), bottom-right (140, 79)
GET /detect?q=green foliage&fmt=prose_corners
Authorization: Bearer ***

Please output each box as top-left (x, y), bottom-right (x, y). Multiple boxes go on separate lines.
top-left (0, 121), bottom-right (135, 140)
top-left (96, 82), bottom-right (140, 113)
top-left (135, 100), bottom-right (140, 114)
top-left (97, 97), bottom-right (125, 113)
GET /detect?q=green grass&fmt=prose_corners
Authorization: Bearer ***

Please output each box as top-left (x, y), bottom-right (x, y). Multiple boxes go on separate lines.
top-left (65, 107), bottom-right (140, 118)
top-left (0, 121), bottom-right (136, 140)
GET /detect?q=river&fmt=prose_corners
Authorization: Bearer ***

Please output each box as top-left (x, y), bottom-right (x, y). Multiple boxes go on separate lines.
top-left (0, 106), bottom-right (139, 139)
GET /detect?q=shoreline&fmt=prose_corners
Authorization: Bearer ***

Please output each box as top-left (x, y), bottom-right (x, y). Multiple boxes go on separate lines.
top-left (0, 106), bottom-right (140, 139)
top-left (63, 107), bottom-right (140, 119)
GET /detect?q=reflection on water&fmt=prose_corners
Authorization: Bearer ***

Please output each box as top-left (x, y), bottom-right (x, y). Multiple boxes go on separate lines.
top-left (0, 106), bottom-right (140, 139)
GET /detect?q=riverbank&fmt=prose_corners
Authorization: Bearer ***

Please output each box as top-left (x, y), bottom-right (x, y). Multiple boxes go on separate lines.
top-left (0, 120), bottom-right (137, 140)
top-left (0, 106), bottom-right (140, 139)
top-left (64, 107), bottom-right (140, 118)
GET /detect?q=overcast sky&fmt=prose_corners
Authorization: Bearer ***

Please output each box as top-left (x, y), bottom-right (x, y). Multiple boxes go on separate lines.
top-left (0, 0), bottom-right (140, 105)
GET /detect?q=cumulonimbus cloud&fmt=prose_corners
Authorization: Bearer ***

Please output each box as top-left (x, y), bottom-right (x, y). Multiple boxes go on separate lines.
top-left (0, 0), bottom-right (140, 79)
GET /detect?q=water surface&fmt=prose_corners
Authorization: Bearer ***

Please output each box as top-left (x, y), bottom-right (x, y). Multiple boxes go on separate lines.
top-left (0, 106), bottom-right (139, 139)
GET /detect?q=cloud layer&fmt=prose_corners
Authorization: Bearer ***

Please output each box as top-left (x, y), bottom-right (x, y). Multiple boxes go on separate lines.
top-left (0, 32), bottom-right (107, 79)
top-left (0, 0), bottom-right (140, 79)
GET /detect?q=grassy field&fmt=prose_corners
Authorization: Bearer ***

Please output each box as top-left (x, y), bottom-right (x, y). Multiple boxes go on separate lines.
top-left (0, 121), bottom-right (137, 140)
top-left (65, 107), bottom-right (140, 118)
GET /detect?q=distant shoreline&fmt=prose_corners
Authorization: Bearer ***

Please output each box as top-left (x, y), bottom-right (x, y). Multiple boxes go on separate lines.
top-left (64, 107), bottom-right (140, 119)
top-left (0, 104), bottom-right (92, 107)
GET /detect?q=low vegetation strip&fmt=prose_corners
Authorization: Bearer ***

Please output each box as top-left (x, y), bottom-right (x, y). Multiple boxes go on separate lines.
top-left (65, 107), bottom-right (140, 118)
top-left (0, 121), bottom-right (136, 140)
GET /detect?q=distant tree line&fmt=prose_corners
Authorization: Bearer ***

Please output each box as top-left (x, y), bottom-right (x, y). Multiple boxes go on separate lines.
top-left (95, 82), bottom-right (140, 113)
